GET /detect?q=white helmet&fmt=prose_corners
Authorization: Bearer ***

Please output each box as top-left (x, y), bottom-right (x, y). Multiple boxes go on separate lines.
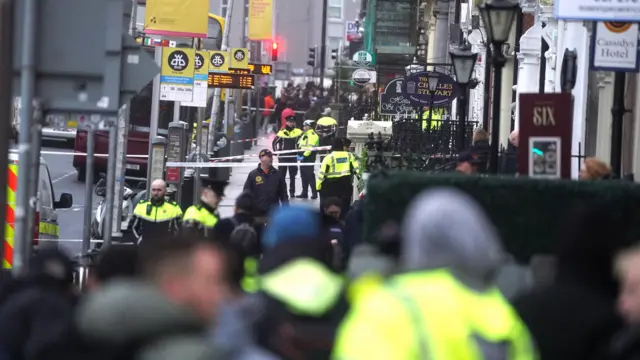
top-left (303, 120), bottom-right (315, 127)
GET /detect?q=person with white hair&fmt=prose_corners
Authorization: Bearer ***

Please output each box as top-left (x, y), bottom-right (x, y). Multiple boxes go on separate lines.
top-left (333, 188), bottom-right (537, 360)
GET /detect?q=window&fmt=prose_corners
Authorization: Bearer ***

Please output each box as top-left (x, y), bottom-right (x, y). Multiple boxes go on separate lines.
top-left (328, 0), bottom-right (342, 19)
top-left (328, 37), bottom-right (342, 51)
top-left (38, 165), bottom-right (53, 209)
top-left (221, 0), bottom-right (228, 18)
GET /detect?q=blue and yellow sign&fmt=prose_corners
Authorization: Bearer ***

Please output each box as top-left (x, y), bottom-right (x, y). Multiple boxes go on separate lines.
top-left (183, 51), bottom-right (209, 107)
top-left (160, 48), bottom-right (195, 102)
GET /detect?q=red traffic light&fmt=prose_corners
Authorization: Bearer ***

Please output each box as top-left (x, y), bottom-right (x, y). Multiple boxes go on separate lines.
top-left (272, 42), bottom-right (278, 50)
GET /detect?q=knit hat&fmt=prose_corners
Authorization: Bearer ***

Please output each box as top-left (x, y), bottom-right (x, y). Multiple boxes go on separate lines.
top-left (262, 206), bottom-right (320, 249)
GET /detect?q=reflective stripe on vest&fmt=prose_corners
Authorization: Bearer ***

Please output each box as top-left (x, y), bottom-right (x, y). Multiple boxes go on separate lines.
top-left (388, 270), bottom-right (536, 360)
top-left (326, 152), bottom-right (352, 178)
top-left (4, 163), bottom-right (17, 269)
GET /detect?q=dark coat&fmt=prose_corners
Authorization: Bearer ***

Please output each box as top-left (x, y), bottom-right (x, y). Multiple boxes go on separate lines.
top-left (342, 199), bottom-right (364, 263)
top-left (512, 203), bottom-right (632, 360)
top-left (212, 212), bottom-right (264, 257)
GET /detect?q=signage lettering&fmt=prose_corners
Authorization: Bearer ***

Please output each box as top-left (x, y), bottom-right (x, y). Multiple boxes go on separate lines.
top-left (208, 73), bottom-right (255, 89)
top-left (532, 106), bottom-right (556, 126)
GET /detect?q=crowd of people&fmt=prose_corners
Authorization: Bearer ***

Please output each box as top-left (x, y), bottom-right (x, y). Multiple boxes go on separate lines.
top-left (2, 179), bottom-right (640, 359)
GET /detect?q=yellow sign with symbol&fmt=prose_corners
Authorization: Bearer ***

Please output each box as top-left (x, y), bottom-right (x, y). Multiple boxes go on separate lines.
top-left (229, 48), bottom-right (249, 70)
top-left (209, 50), bottom-right (229, 73)
top-left (160, 48), bottom-right (195, 102)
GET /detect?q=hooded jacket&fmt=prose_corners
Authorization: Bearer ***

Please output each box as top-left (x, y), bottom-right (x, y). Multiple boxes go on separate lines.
top-left (333, 188), bottom-right (535, 360)
top-left (75, 280), bottom-right (216, 360)
top-left (401, 187), bottom-right (504, 290)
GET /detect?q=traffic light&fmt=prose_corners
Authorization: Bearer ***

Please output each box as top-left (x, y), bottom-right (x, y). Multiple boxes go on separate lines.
top-left (307, 47), bottom-right (317, 67)
top-left (271, 42), bottom-right (278, 61)
top-left (331, 48), bottom-right (338, 61)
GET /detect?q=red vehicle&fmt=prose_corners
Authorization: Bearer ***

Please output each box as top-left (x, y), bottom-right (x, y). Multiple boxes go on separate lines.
top-left (73, 82), bottom-right (175, 182)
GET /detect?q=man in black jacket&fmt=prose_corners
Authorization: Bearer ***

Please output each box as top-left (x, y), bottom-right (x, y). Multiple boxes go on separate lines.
top-left (243, 149), bottom-right (289, 223)
top-left (212, 191), bottom-right (263, 257)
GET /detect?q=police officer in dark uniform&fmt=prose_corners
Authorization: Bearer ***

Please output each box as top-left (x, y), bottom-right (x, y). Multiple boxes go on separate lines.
top-left (182, 178), bottom-right (228, 238)
top-left (131, 179), bottom-right (183, 245)
top-left (243, 149), bottom-right (289, 224)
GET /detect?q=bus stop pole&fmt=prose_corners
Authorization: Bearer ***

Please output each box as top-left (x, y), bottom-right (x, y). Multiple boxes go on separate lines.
top-left (13, 0), bottom-right (38, 276)
top-left (0, 0), bottom-right (13, 280)
top-left (146, 46), bottom-right (162, 195)
top-left (207, 0), bottom-right (235, 155)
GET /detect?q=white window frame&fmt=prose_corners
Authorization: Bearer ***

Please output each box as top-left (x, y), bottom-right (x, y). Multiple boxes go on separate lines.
top-left (327, 0), bottom-right (343, 20)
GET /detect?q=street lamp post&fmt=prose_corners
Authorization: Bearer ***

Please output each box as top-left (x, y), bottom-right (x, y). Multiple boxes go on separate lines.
top-left (479, 0), bottom-right (519, 173)
top-left (449, 42), bottom-right (478, 151)
top-left (426, 72), bottom-right (440, 130)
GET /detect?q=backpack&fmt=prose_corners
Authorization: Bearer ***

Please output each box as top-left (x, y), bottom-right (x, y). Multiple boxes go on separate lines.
top-left (230, 218), bottom-right (259, 254)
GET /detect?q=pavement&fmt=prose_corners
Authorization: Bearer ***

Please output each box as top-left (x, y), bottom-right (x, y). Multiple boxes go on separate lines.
top-left (29, 135), bottom-right (320, 257)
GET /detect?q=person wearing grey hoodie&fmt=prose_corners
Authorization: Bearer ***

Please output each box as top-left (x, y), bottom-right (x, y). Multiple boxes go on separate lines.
top-left (75, 238), bottom-right (226, 360)
top-left (332, 188), bottom-right (536, 360)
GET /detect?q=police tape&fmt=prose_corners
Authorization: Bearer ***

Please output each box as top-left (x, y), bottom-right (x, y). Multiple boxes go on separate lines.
top-left (166, 161), bottom-right (324, 168)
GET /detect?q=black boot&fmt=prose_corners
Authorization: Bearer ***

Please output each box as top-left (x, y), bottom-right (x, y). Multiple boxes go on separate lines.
top-left (310, 192), bottom-right (318, 200)
top-left (296, 194), bottom-right (309, 199)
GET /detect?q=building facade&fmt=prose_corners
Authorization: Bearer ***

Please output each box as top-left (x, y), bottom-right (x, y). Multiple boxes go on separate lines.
top-left (209, 0), bottom-right (362, 75)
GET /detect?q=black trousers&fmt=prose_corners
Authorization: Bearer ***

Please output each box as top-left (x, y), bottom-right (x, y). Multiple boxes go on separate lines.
top-left (299, 160), bottom-right (317, 196)
top-left (279, 162), bottom-right (298, 194)
top-left (319, 176), bottom-right (352, 217)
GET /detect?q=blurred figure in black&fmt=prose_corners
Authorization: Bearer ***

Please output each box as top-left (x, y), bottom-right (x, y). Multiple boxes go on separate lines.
top-left (470, 129), bottom-right (490, 173)
top-left (86, 244), bottom-right (139, 291)
top-left (513, 201), bottom-right (631, 360)
top-left (321, 197), bottom-right (346, 270)
top-left (455, 150), bottom-right (483, 175)
top-left (212, 191), bottom-right (263, 256)
top-left (0, 248), bottom-right (78, 360)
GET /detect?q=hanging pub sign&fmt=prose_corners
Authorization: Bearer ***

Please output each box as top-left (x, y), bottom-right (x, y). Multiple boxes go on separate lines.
top-left (401, 71), bottom-right (460, 107)
top-left (379, 77), bottom-right (413, 116)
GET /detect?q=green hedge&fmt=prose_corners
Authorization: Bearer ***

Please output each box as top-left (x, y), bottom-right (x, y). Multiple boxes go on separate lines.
top-left (364, 172), bottom-right (640, 263)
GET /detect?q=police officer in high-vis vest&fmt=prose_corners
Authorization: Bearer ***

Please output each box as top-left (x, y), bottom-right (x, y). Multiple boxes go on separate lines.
top-left (296, 119), bottom-right (320, 199)
top-left (422, 107), bottom-right (443, 131)
top-left (131, 179), bottom-right (183, 245)
top-left (182, 178), bottom-right (228, 238)
top-left (333, 188), bottom-right (537, 360)
top-left (316, 137), bottom-right (360, 215)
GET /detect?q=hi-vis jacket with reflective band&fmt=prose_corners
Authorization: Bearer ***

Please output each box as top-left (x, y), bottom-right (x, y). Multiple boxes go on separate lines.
top-left (317, 151), bottom-right (361, 191)
top-left (5, 161), bottom-right (60, 269)
top-left (422, 107), bottom-right (444, 130)
top-left (191, 119), bottom-right (211, 142)
top-left (241, 257), bottom-right (259, 293)
top-left (262, 258), bottom-right (344, 316)
top-left (298, 129), bottom-right (320, 157)
top-left (332, 269), bottom-right (537, 360)
top-left (273, 127), bottom-right (303, 160)
top-left (182, 203), bottom-right (220, 236)
top-left (131, 200), bottom-right (183, 239)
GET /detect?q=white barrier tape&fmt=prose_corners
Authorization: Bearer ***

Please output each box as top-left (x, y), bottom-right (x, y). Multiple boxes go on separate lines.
top-left (207, 145), bottom-right (331, 162)
top-left (166, 161), bottom-right (324, 168)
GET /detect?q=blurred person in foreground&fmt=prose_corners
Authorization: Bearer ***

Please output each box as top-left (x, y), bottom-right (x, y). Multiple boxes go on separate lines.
top-left (512, 201), bottom-right (631, 360)
top-left (332, 188), bottom-right (536, 360)
top-left (76, 236), bottom-right (228, 360)
top-left (86, 244), bottom-right (139, 291)
top-left (244, 149), bottom-right (289, 223)
top-left (610, 245), bottom-right (640, 359)
top-left (321, 197), bottom-right (346, 270)
top-left (579, 157), bottom-right (613, 180)
top-left (0, 248), bottom-right (79, 360)
top-left (252, 206), bottom-right (348, 359)
top-left (182, 178), bottom-right (228, 238)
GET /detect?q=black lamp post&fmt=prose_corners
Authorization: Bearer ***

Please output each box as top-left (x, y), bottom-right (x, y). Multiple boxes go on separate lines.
top-left (426, 72), bottom-right (439, 130)
top-left (479, 0), bottom-right (519, 173)
top-left (450, 42), bottom-right (478, 151)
